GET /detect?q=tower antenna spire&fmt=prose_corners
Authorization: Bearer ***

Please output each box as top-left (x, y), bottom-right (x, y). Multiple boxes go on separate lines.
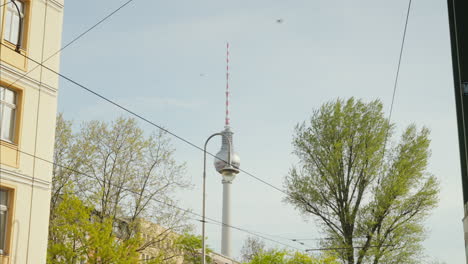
top-left (225, 42), bottom-right (230, 126)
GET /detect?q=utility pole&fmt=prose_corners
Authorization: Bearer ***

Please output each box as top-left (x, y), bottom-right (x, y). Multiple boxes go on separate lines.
top-left (447, 0), bottom-right (468, 262)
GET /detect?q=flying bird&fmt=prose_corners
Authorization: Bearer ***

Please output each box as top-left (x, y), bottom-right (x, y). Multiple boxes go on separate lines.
top-left (276, 18), bottom-right (283, 23)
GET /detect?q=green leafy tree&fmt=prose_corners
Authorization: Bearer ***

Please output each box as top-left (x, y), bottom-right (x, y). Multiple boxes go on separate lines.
top-left (47, 192), bottom-right (140, 264)
top-left (49, 116), bottom-right (190, 262)
top-left (246, 249), bottom-right (338, 264)
top-left (284, 98), bottom-right (439, 264)
top-left (50, 113), bottom-right (82, 218)
top-left (248, 249), bottom-right (286, 264)
top-left (175, 233), bottom-right (213, 264)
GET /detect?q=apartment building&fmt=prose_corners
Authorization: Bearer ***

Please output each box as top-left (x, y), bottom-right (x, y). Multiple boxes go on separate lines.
top-left (0, 0), bottom-right (64, 263)
top-left (137, 219), bottom-right (240, 264)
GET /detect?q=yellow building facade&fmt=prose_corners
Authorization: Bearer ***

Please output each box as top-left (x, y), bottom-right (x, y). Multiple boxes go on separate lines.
top-left (0, 0), bottom-right (64, 263)
top-left (137, 219), bottom-right (240, 264)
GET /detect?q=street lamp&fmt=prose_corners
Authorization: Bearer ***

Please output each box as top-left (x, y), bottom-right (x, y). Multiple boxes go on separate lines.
top-left (10, 0), bottom-right (24, 52)
top-left (202, 131), bottom-right (238, 264)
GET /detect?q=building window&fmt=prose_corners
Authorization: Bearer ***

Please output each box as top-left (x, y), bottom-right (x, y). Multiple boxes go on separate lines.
top-left (4, 0), bottom-right (24, 47)
top-left (0, 87), bottom-right (17, 143)
top-left (0, 189), bottom-right (10, 255)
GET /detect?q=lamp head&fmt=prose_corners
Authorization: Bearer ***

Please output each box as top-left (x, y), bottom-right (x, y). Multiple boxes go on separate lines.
top-left (214, 126), bottom-right (240, 182)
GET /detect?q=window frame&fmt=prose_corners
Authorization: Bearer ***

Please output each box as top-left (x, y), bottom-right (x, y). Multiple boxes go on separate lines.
top-left (0, 81), bottom-right (24, 169)
top-left (0, 0), bottom-right (31, 71)
top-left (0, 82), bottom-right (22, 146)
top-left (0, 86), bottom-right (18, 143)
top-left (0, 185), bottom-right (15, 259)
top-left (3, 0), bottom-right (24, 48)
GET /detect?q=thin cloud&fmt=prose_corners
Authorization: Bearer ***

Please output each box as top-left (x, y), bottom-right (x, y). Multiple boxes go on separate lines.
top-left (77, 96), bottom-right (201, 121)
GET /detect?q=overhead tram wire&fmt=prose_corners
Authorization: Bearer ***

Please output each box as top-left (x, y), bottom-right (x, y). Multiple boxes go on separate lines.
top-left (376, 0), bottom-right (412, 187)
top-left (25, 0), bottom-right (50, 261)
top-left (0, 41), bottom-right (313, 251)
top-left (3, 0), bottom-right (415, 251)
top-left (387, 0), bottom-right (412, 124)
top-left (1, 42), bottom-right (310, 250)
top-left (241, 228), bottom-right (316, 249)
top-left (13, 124), bottom-right (397, 253)
top-left (0, 42), bottom-right (288, 198)
top-left (382, 0), bottom-right (412, 151)
top-left (0, 43), bottom-right (398, 256)
top-left (3, 0), bottom-right (139, 91)
top-left (20, 144), bottom-right (396, 253)
top-left (305, 244), bottom-right (396, 252)
top-left (0, 0), bottom-right (414, 253)
top-left (298, 2), bottom-right (415, 254)
top-left (13, 147), bottom-right (304, 252)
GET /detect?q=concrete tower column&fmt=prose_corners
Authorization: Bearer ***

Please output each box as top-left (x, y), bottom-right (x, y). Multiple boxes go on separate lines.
top-left (214, 43), bottom-right (239, 259)
top-left (221, 179), bottom-right (232, 256)
top-left (214, 127), bottom-right (240, 258)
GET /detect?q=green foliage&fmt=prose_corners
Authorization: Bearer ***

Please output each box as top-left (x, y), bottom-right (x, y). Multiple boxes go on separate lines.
top-left (246, 249), bottom-right (339, 264)
top-left (47, 192), bottom-right (140, 264)
top-left (174, 233), bottom-right (212, 264)
top-left (49, 115), bottom-right (191, 263)
top-left (284, 98), bottom-right (439, 264)
top-left (248, 249), bottom-right (286, 264)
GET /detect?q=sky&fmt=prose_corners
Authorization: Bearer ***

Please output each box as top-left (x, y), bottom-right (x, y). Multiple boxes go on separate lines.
top-left (56, 0), bottom-right (461, 262)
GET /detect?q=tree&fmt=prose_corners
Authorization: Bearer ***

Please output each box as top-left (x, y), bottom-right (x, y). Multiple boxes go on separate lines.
top-left (47, 192), bottom-right (141, 264)
top-left (50, 114), bottom-right (82, 217)
top-left (240, 236), bottom-right (266, 262)
top-left (72, 117), bottom-right (188, 227)
top-left (245, 249), bottom-right (338, 264)
top-left (284, 98), bottom-right (439, 264)
top-left (240, 237), bottom-right (338, 264)
top-left (175, 233), bottom-right (213, 264)
top-left (49, 116), bottom-right (190, 261)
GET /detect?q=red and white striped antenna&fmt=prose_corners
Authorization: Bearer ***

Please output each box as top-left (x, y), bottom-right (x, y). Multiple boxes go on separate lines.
top-left (225, 42), bottom-right (230, 126)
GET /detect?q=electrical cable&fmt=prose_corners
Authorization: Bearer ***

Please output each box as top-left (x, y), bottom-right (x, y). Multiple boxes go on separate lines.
top-left (3, 0), bottom-right (139, 91)
top-left (0, 42), bottom-right (289, 198)
top-left (387, 0), bottom-right (412, 124)
top-left (1, 31), bottom-right (380, 254)
top-left (356, 0), bottom-right (413, 257)
top-left (14, 146), bottom-right (304, 252)
top-left (41, 134), bottom-right (393, 253)
top-left (25, 0), bottom-right (49, 261)
top-left (305, 244), bottom-right (395, 252)
top-left (0, 0), bottom-right (414, 254)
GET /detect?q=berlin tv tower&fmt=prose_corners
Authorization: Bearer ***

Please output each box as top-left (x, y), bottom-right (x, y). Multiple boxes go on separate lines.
top-left (214, 42), bottom-right (240, 257)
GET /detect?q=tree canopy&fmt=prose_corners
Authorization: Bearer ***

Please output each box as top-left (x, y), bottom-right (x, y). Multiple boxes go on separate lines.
top-left (240, 236), bottom-right (338, 264)
top-left (48, 115), bottom-right (191, 263)
top-left (47, 192), bottom-right (141, 264)
top-left (245, 249), bottom-right (338, 264)
top-left (284, 98), bottom-right (439, 264)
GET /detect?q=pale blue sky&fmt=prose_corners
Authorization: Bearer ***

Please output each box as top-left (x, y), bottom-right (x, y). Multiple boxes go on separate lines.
top-left (58, 0), bottom-right (460, 262)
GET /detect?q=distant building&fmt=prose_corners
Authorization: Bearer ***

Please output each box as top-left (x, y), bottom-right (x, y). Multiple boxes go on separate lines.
top-left (137, 219), bottom-right (184, 264)
top-left (210, 252), bottom-right (240, 264)
top-left (0, 0), bottom-right (64, 263)
top-left (136, 219), bottom-right (240, 264)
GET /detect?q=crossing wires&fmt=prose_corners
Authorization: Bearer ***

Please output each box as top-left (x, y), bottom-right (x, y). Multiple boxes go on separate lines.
top-left (3, 0), bottom-right (139, 91)
top-left (13, 146), bottom-right (305, 252)
top-left (0, 41), bottom-right (289, 197)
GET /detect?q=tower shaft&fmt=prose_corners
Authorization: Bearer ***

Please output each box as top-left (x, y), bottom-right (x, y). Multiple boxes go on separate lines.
top-left (221, 180), bottom-right (232, 256)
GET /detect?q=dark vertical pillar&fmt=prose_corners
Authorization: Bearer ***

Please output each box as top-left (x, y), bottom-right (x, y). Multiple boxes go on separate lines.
top-left (447, 0), bottom-right (468, 262)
